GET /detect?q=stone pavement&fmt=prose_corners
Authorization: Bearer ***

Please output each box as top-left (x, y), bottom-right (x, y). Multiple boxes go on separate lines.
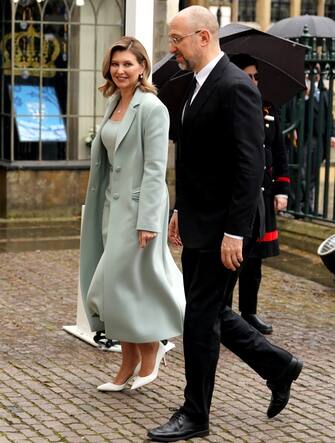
top-left (0, 246), bottom-right (335, 443)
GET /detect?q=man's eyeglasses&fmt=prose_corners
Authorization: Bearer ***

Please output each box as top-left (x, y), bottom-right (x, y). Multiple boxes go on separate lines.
top-left (248, 73), bottom-right (259, 81)
top-left (168, 30), bottom-right (201, 45)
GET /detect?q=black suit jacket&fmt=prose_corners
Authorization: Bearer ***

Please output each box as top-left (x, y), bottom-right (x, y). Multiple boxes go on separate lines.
top-left (175, 54), bottom-right (265, 249)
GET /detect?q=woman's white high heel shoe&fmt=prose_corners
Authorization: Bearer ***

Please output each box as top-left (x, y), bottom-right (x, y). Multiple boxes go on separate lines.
top-left (130, 342), bottom-right (166, 390)
top-left (97, 361), bottom-right (141, 392)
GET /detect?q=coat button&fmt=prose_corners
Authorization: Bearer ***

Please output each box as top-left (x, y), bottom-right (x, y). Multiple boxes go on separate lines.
top-left (115, 166), bottom-right (121, 173)
top-left (265, 123), bottom-right (269, 128)
top-left (264, 166), bottom-right (267, 170)
top-left (91, 187), bottom-right (96, 192)
top-left (95, 161), bottom-right (100, 166)
top-left (113, 193), bottom-right (120, 200)
top-left (263, 144), bottom-right (266, 148)
top-left (261, 187), bottom-right (264, 191)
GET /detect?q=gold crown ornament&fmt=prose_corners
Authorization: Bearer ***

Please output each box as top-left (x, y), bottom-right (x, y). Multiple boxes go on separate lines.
top-left (1, 23), bottom-right (61, 78)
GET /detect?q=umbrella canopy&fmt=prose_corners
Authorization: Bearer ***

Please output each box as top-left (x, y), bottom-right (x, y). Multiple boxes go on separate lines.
top-left (268, 14), bottom-right (335, 39)
top-left (153, 23), bottom-right (307, 139)
top-left (218, 23), bottom-right (306, 106)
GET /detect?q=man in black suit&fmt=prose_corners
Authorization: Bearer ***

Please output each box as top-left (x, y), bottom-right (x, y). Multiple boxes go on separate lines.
top-left (148, 6), bottom-right (303, 442)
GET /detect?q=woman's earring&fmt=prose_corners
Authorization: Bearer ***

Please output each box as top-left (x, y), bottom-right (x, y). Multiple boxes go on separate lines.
top-left (139, 73), bottom-right (143, 81)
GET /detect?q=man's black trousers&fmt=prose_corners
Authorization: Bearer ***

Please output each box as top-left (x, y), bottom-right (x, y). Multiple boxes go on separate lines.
top-left (180, 247), bottom-right (292, 423)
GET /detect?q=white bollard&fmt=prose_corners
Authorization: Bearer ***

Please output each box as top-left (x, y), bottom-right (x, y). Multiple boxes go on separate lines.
top-left (63, 205), bottom-right (121, 351)
top-left (63, 278), bottom-right (122, 352)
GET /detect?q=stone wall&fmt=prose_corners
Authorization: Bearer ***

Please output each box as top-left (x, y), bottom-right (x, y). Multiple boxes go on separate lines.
top-left (0, 162), bottom-right (89, 219)
top-left (0, 151), bottom-right (176, 219)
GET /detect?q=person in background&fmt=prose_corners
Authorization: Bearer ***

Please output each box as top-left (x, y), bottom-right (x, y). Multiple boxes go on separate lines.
top-left (80, 36), bottom-right (185, 393)
top-left (230, 53), bottom-right (290, 335)
top-left (148, 7), bottom-right (303, 442)
top-left (302, 63), bottom-right (335, 214)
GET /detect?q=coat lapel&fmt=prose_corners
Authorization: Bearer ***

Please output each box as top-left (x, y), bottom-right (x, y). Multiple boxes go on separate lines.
top-left (186, 55), bottom-right (229, 120)
top-left (115, 88), bottom-right (142, 152)
top-left (100, 95), bottom-right (119, 136)
top-left (90, 96), bottom-right (118, 163)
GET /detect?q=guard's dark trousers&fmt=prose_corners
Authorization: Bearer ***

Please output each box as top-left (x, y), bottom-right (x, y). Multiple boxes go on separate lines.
top-left (238, 256), bottom-right (262, 313)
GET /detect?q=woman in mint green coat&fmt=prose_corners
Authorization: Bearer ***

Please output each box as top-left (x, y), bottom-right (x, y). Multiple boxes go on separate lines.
top-left (80, 37), bottom-right (185, 392)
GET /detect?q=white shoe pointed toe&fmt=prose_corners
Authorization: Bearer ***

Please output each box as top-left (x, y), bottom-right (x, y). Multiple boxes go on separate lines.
top-left (130, 342), bottom-right (166, 390)
top-left (130, 373), bottom-right (155, 390)
top-left (97, 361), bottom-right (141, 392)
top-left (97, 381), bottom-right (128, 392)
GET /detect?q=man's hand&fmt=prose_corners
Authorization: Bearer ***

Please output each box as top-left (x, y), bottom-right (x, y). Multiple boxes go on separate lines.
top-left (221, 235), bottom-right (243, 271)
top-left (168, 211), bottom-right (182, 246)
top-left (274, 195), bottom-right (288, 212)
top-left (138, 230), bottom-right (157, 248)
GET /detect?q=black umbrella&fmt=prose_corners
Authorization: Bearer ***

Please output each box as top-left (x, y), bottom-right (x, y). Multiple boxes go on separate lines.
top-left (268, 14), bottom-right (335, 39)
top-left (157, 70), bottom-right (194, 140)
top-left (153, 23), bottom-right (307, 139)
top-left (218, 23), bottom-right (306, 106)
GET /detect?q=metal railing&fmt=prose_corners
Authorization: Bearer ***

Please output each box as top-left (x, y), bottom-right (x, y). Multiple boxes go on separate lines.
top-left (0, 0), bottom-right (124, 162)
top-left (281, 29), bottom-right (335, 223)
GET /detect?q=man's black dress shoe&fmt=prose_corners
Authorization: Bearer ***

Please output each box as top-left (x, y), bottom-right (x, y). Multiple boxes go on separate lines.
top-left (147, 410), bottom-right (209, 442)
top-left (241, 313), bottom-right (273, 334)
top-left (267, 356), bottom-right (303, 418)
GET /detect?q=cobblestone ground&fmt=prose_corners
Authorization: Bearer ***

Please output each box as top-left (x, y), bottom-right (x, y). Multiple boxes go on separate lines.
top-left (0, 247), bottom-right (334, 443)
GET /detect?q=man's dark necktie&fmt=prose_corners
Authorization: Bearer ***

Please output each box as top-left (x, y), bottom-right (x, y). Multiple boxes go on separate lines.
top-left (183, 77), bottom-right (197, 117)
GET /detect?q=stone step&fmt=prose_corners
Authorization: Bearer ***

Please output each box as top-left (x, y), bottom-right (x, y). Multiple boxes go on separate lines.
top-left (1, 215), bottom-right (334, 288)
top-left (0, 217), bottom-right (80, 252)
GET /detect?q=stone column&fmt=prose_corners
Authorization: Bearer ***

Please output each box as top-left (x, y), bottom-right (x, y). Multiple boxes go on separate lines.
top-left (290, 0), bottom-right (301, 17)
top-left (187, 0), bottom-right (209, 7)
top-left (125, 0), bottom-right (154, 63)
top-left (256, 0), bottom-right (271, 31)
top-left (231, 0), bottom-right (239, 22)
top-left (317, 0), bottom-right (325, 16)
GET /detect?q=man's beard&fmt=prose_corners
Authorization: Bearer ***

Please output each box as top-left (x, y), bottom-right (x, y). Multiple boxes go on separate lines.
top-left (178, 59), bottom-right (192, 71)
top-left (176, 53), bottom-right (192, 71)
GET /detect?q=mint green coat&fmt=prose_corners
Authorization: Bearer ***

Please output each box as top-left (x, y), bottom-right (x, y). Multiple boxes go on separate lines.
top-left (79, 88), bottom-right (185, 343)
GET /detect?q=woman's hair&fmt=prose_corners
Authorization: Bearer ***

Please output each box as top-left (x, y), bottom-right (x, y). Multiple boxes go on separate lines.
top-left (99, 36), bottom-right (157, 97)
top-left (230, 53), bottom-right (258, 70)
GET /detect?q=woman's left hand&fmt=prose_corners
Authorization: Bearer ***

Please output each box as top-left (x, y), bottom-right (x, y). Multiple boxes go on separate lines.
top-left (138, 230), bottom-right (157, 248)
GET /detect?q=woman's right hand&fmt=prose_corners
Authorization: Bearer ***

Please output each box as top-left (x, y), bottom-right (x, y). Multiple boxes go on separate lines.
top-left (138, 230), bottom-right (157, 248)
top-left (168, 211), bottom-right (182, 246)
